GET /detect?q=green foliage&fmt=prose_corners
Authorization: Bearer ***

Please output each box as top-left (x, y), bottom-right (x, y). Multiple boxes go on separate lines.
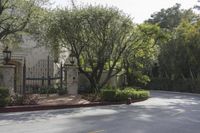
top-left (146, 3), bottom-right (198, 30)
top-left (101, 89), bottom-right (118, 102)
top-left (101, 87), bottom-right (149, 102)
top-left (39, 87), bottom-right (58, 94)
top-left (148, 78), bottom-right (200, 93)
top-left (57, 88), bottom-right (67, 96)
top-left (0, 87), bottom-right (10, 107)
top-left (26, 84), bottom-right (66, 95)
top-left (159, 20), bottom-right (200, 79)
top-left (43, 5), bottom-right (136, 90)
top-left (143, 4), bottom-right (200, 92)
top-left (0, 0), bottom-right (49, 46)
top-left (123, 23), bottom-right (162, 86)
top-left (116, 88), bottom-right (150, 101)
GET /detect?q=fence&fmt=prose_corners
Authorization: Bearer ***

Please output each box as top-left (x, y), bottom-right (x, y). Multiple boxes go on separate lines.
top-left (24, 56), bottom-right (63, 94)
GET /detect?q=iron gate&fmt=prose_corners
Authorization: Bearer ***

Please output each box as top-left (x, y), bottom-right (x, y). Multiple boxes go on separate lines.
top-left (23, 56), bottom-right (63, 94)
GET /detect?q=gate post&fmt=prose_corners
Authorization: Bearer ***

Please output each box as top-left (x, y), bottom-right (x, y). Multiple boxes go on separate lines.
top-left (60, 63), bottom-right (63, 90)
top-left (65, 64), bottom-right (78, 95)
top-left (0, 65), bottom-right (15, 94)
top-left (22, 58), bottom-right (26, 95)
top-left (47, 56), bottom-right (51, 87)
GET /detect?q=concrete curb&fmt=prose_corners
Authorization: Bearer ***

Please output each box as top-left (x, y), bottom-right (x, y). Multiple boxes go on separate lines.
top-left (0, 98), bottom-right (147, 113)
top-left (150, 90), bottom-right (200, 97)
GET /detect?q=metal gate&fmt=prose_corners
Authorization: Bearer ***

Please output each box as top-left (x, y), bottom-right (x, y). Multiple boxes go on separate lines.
top-left (23, 56), bottom-right (63, 94)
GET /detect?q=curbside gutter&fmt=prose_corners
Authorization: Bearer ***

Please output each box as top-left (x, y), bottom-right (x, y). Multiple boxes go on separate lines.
top-left (0, 98), bottom-right (148, 113)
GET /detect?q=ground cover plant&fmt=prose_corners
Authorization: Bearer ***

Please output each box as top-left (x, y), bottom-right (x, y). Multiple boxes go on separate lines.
top-left (101, 87), bottom-right (150, 102)
top-left (0, 87), bottom-right (10, 107)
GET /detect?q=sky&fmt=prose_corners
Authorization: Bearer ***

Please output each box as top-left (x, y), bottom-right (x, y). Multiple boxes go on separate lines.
top-left (50, 0), bottom-right (198, 23)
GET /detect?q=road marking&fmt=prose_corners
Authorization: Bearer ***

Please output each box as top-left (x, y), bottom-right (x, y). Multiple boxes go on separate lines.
top-left (88, 130), bottom-right (105, 133)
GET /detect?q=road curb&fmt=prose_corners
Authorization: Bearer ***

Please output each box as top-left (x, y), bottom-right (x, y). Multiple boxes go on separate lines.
top-left (150, 90), bottom-right (200, 97)
top-left (0, 98), bottom-right (147, 113)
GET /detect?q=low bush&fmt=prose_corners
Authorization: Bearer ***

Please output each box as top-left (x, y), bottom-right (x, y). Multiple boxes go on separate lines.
top-left (57, 88), bottom-right (67, 96)
top-left (101, 87), bottom-right (150, 102)
top-left (26, 85), bottom-right (60, 94)
top-left (147, 78), bottom-right (200, 93)
top-left (0, 87), bottom-right (10, 107)
top-left (39, 87), bottom-right (58, 94)
top-left (101, 89), bottom-right (118, 102)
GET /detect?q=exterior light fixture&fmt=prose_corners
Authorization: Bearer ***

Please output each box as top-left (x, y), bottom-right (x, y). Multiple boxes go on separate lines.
top-left (69, 51), bottom-right (76, 65)
top-left (3, 46), bottom-right (11, 64)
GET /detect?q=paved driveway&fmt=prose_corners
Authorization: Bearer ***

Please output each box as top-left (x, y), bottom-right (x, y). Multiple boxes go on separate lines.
top-left (0, 91), bottom-right (200, 133)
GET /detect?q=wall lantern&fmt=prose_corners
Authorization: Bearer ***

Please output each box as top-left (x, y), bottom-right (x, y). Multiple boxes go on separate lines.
top-left (69, 51), bottom-right (76, 65)
top-left (3, 46), bottom-right (11, 64)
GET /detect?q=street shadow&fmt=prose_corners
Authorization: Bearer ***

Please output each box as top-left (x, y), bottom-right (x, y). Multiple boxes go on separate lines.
top-left (0, 91), bottom-right (200, 133)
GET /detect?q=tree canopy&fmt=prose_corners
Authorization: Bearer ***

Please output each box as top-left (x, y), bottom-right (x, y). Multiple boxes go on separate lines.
top-left (44, 6), bottom-right (140, 91)
top-left (146, 4), bottom-right (198, 30)
top-left (0, 0), bottom-right (48, 46)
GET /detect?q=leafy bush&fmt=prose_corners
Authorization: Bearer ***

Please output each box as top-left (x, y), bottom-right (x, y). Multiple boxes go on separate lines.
top-left (0, 87), bottom-right (10, 107)
top-left (57, 88), bottom-right (67, 96)
top-left (147, 78), bottom-right (200, 93)
top-left (101, 89), bottom-right (118, 102)
top-left (39, 87), bottom-right (58, 94)
top-left (101, 87), bottom-right (150, 102)
top-left (26, 85), bottom-right (60, 94)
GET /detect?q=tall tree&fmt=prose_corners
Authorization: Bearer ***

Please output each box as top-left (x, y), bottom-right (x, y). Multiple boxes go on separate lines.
top-left (158, 20), bottom-right (200, 79)
top-left (123, 23), bottom-right (164, 86)
top-left (44, 6), bottom-right (136, 92)
top-left (146, 3), bottom-right (198, 30)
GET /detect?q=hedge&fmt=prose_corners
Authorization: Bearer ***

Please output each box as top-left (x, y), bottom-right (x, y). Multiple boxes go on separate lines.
top-left (147, 78), bottom-right (200, 93)
top-left (0, 87), bottom-right (10, 107)
top-left (101, 87), bottom-right (150, 102)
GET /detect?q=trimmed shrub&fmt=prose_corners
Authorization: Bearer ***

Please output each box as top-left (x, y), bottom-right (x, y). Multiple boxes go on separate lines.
top-left (101, 87), bottom-right (150, 102)
top-left (0, 87), bottom-right (10, 107)
top-left (147, 78), bottom-right (200, 93)
top-left (101, 89), bottom-right (118, 102)
top-left (39, 87), bottom-right (58, 94)
top-left (57, 88), bottom-right (67, 96)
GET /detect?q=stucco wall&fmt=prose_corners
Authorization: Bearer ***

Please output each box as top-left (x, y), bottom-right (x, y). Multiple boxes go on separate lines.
top-left (78, 71), bottom-right (123, 90)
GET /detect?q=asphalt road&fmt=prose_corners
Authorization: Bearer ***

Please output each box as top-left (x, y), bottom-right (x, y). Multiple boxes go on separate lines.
top-left (0, 91), bottom-right (200, 133)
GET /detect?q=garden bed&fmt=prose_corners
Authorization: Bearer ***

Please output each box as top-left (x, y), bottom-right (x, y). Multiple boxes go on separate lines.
top-left (0, 87), bottom-right (150, 113)
top-left (0, 98), bottom-right (147, 113)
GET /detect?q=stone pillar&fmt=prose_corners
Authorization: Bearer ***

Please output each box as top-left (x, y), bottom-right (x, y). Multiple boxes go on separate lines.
top-left (0, 65), bottom-right (15, 94)
top-left (65, 65), bottom-right (78, 95)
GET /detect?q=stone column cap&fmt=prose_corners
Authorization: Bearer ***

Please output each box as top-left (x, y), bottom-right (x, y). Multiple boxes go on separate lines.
top-left (0, 65), bottom-right (16, 68)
